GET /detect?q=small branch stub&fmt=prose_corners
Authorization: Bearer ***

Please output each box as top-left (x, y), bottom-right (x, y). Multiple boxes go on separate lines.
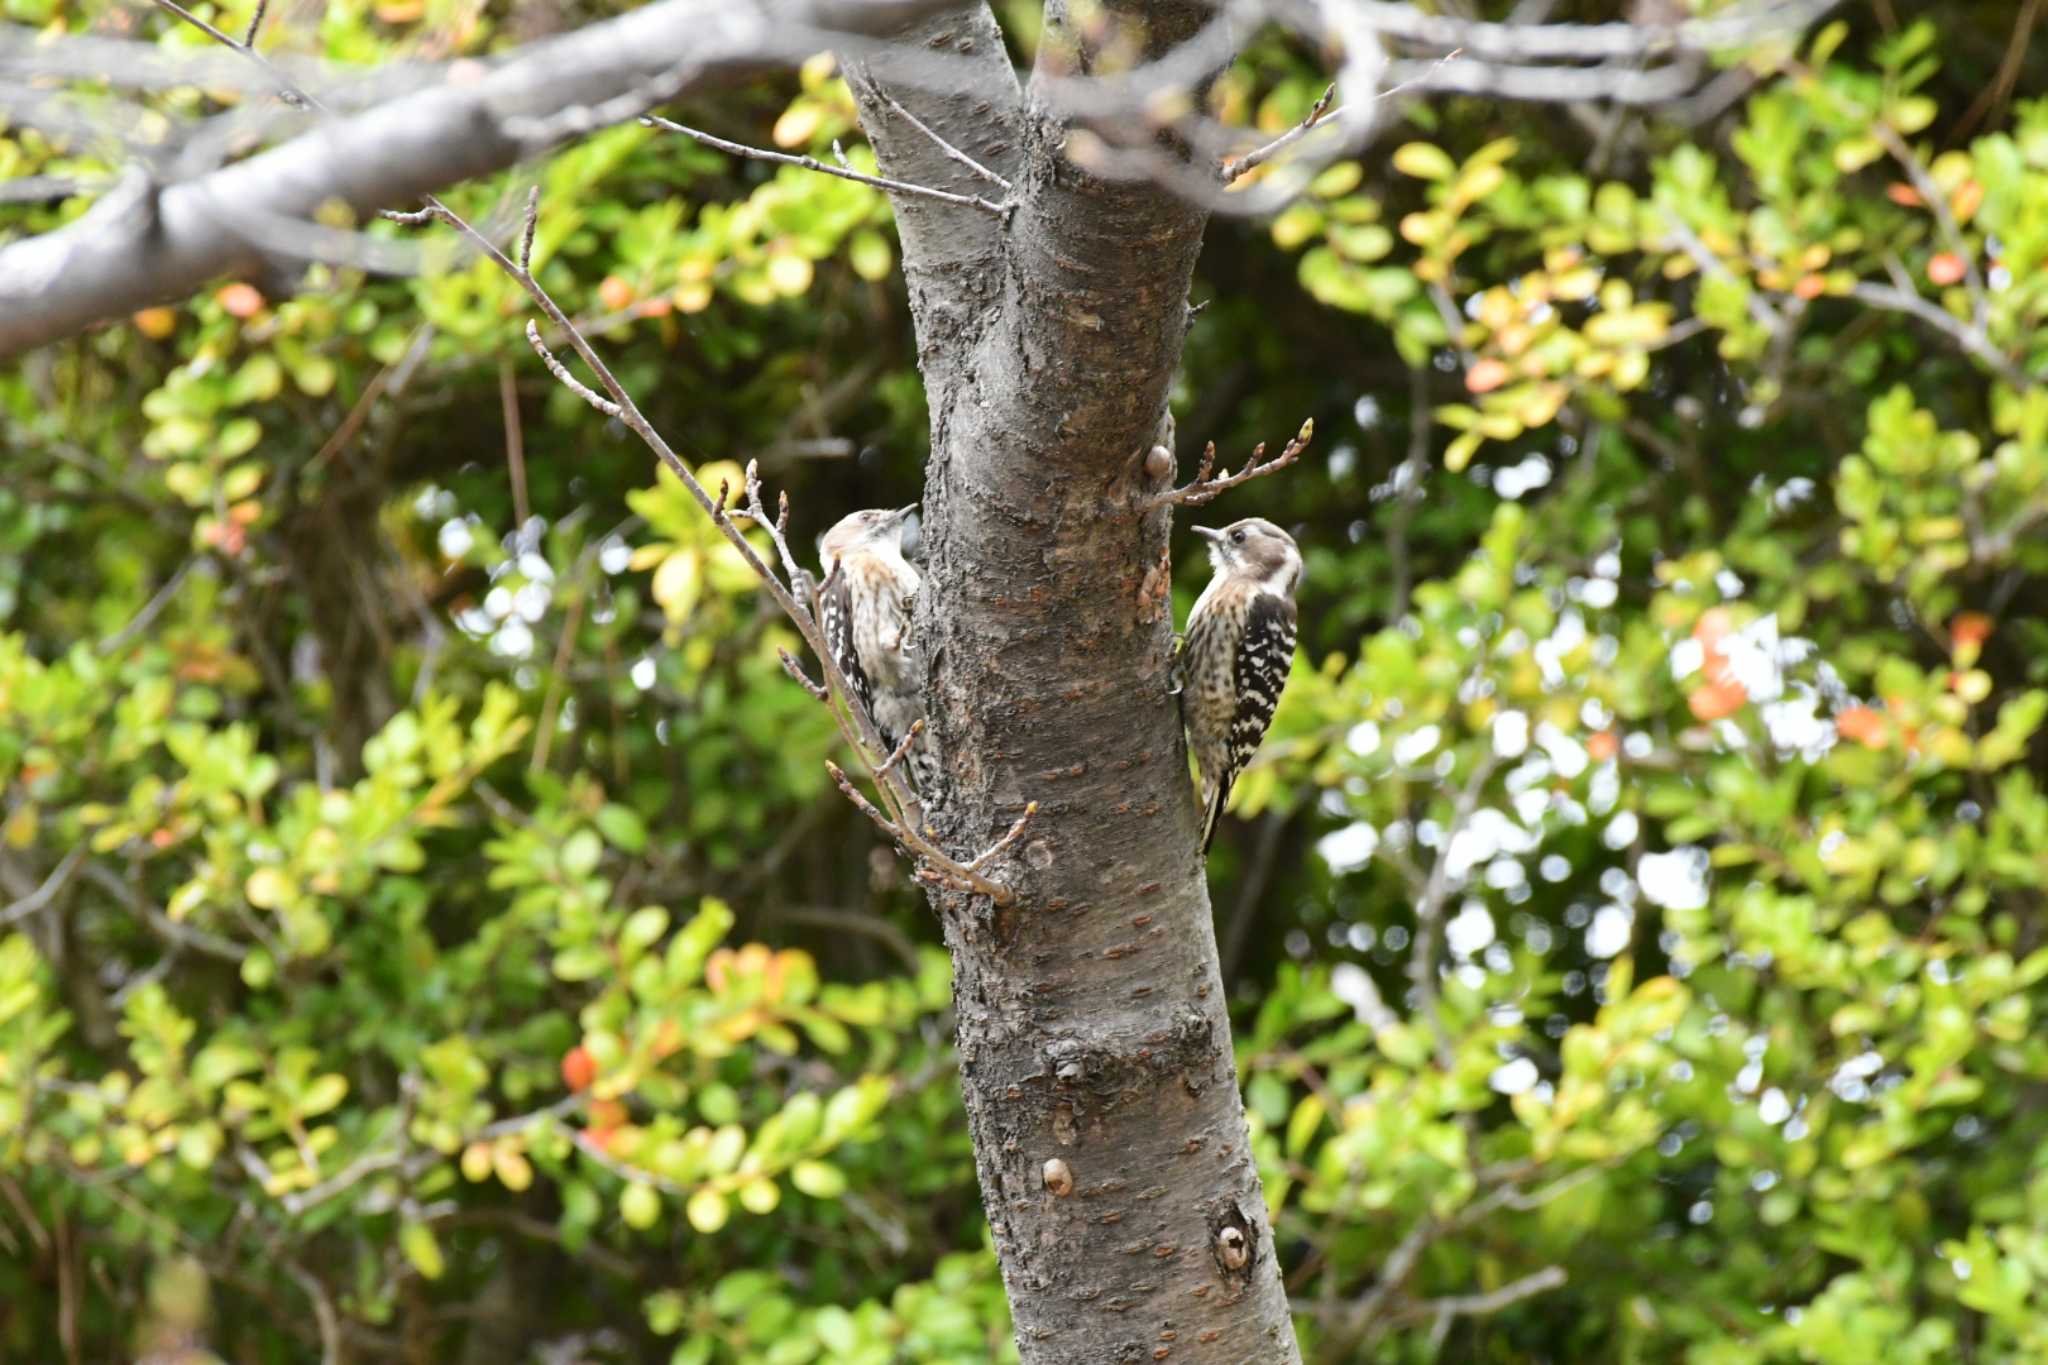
top-left (1156, 418), bottom-right (1315, 509)
top-left (1042, 1158), bottom-right (1074, 1197)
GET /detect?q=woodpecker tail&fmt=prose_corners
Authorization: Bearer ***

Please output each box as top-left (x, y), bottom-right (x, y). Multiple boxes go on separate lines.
top-left (1200, 778), bottom-right (1227, 854)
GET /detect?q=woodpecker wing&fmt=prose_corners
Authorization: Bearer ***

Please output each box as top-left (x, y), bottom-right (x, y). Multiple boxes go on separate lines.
top-left (1203, 590), bottom-right (1297, 851)
top-left (818, 561), bottom-right (879, 737)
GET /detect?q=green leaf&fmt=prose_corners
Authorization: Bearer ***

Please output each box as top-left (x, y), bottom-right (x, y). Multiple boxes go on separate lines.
top-left (1392, 142), bottom-right (1456, 181)
top-left (621, 906), bottom-right (671, 956)
top-left (561, 829), bottom-right (603, 878)
top-left (297, 1074), bottom-right (348, 1118)
top-left (685, 1186), bottom-right (730, 1233)
top-left (790, 1159), bottom-right (846, 1199)
top-left (621, 1180), bottom-right (663, 1230)
top-left (596, 803), bottom-right (649, 853)
top-left (400, 1221), bottom-right (445, 1280)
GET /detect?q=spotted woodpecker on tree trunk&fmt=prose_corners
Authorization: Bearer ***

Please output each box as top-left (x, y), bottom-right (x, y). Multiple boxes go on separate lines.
top-left (1176, 517), bottom-right (1302, 853)
top-left (817, 505), bottom-right (940, 799)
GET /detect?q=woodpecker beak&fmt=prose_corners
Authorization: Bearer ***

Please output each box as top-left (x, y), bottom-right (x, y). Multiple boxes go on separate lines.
top-left (1192, 526), bottom-right (1224, 543)
top-left (894, 504), bottom-right (919, 521)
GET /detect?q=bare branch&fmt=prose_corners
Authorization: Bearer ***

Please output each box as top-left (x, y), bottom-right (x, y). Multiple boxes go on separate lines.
top-left (1846, 283), bottom-right (2030, 391)
top-left (524, 320), bottom-right (622, 418)
top-left (964, 801), bottom-right (1037, 874)
top-left (242, 0), bottom-right (272, 47)
top-left (98, 558), bottom-right (198, 656)
top-left (1660, 212), bottom-right (1785, 331)
top-left (0, 847), bottom-right (85, 929)
top-left (283, 1260), bottom-right (342, 1365)
top-left (150, 0), bottom-right (310, 107)
top-left (778, 647), bottom-right (830, 702)
top-left (738, 459), bottom-right (810, 593)
top-left (826, 761), bottom-right (1024, 905)
top-left (1392, 1265), bottom-right (1568, 1329)
top-left (865, 80), bottom-right (1014, 191)
top-left (0, 0), bottom-right (974, 356)
top-left (517, 184), bottom-right (541, 273)
top-left (876, 720), bottom-right (926, 777)
top-left (1349, 0), bottom-right (1838, 63)
top-left (78, 860), bottom-right (248, 963)
top-left (642, 114), bottom-right (1009, 215)
top-left (1408, 750), bottom-right (1500, 1067)
top-left (1220, 83), bottom-right (1335, 185)
top-left (380, 173), bottom-right (1026, 900)
top-left (1154, 418), bottom-right (1314, 509)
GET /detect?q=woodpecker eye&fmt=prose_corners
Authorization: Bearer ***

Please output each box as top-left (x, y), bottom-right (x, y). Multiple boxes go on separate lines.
top-left (1229, 529), bottom-right (1246, 545)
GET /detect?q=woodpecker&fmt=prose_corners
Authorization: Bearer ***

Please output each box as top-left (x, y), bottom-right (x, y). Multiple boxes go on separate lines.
top-left (817, 505), bottom-right (938, 796)
top-left (1178, 517), bottom-right (1302, 852)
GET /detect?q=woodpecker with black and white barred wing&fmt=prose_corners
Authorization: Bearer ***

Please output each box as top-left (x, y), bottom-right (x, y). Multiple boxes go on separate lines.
top-left (817, 505), bottom-right (938, 795)
top-left (1177, 517), bottom-right (1301, 853)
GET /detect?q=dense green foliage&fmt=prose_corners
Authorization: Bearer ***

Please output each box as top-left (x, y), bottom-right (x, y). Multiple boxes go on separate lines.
top-left (4, 1), bottom-right (2048, 1360)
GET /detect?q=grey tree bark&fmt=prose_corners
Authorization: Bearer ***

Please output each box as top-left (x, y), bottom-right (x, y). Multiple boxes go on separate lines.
top-left (844, 4), bottom-right (1303, 1359)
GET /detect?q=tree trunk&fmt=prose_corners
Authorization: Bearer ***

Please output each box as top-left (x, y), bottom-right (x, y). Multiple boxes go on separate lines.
top-left (847, 4), bottom-right (1302, 1359)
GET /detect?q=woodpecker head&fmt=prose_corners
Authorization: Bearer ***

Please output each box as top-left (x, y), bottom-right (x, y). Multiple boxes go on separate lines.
top-left (819, 505), bottom-right (919, 570)
top-left (1194, 518), bottom-right (1301, 596)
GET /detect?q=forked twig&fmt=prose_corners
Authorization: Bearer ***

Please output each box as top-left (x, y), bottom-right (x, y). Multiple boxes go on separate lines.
top-left (380, 186), bottom-right (1026, 904)
top-left (641, 115), bottom-right (1009, 216)
top-left (1155, 418), bottom-right (1315, 508)
top-left (829, 762), bottom-right (1028, 905)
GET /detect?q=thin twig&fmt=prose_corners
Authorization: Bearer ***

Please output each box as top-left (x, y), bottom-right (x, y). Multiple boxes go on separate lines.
top-left (1950, 0), bottom-right (2040, 142)
top-left (284, 1260), bottom-right (342, 1365)
top-left (0, 846), bottom-right (84, 929)
top-left (641, 115), bottom-right (1009, 215)
top-left (309, 324), bottom-right (435, 472)
top-left (1220, 83), bottom-right (1334, 184)
top-left (150, 0), bottom-right (306, 106)
top-left (1408, 751), bottom-right (1499, 1067)
top-left (1154, 418), bottom-right (1314, 508)
top-left (79, 860), bottom-right (246, 962)
top-left (763, 904), bottom-right (923, 978)
top-left (97, 558), bottom-right (195, 655)
top-left (778, 647), bottom-right (830, 701)
top-left (738, 459), bottom-right (808, 595)
top-left (1661, 211), bottom-right (1785, 330)
top-left (525, 320), bottom-right (621, 417)
top-left (828, 761), bottom-right (1021, 904)
top-left (1848, 282), bottom-right (2029, 391)
top-left (1428, 281), bottom-right (1476, 365)
top-left (965, 801), bottom-right (1037, 874)
top-left (1859, 101), bottom-right (1990, 331)
top-left (499, 359), bottom-right (530, 530)
top-left (241, 0), bottom-right (271, 47)
top-left (1394, 1266), bottom-right (1568, 1329)
top-left (1387, 366), bottom-right (1432, 620)
top-left (530, 585), bottom-right (587, 775)
top-left (867, 83), bottom-right (1014, 191)
top-left (876, 719), bottom-right (924, 777)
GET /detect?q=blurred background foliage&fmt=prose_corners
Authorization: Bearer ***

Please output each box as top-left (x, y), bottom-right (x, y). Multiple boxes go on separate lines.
top-left (4, 0), bottom-right (2048, 1360)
